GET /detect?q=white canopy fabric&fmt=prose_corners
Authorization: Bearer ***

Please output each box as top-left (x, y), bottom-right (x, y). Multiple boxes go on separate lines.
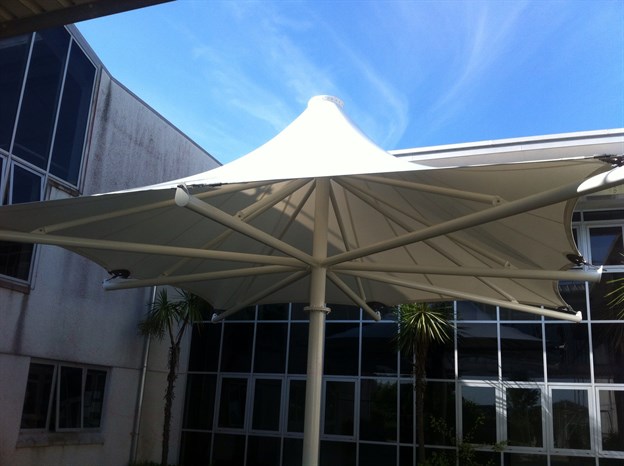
top-left (1, 95), bottom-right (623, 466)
top-left (1, 96), bottom-right (618, 317)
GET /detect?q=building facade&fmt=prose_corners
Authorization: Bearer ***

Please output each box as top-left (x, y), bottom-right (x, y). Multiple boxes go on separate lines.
top-left (179, 132), bottom-right (624, 466)
top-left (0, 26), bottom-right (219, 466)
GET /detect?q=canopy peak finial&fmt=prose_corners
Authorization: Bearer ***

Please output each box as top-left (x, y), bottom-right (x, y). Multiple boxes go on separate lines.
top-left (308, 95), bottom-right (344, 108)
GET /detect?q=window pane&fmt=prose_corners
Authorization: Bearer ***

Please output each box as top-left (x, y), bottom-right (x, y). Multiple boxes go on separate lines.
top-left (558, 281), bottom-right (587, 315)
top-left (500, 306), bottom-right (542, 320)
top-left (247, 435), bottom-right (281, 466)
top-left (589, 226), bottom-right (624, 265)
top-left (457, 301), bottom-right (496, 320)
top-left (252, 379), bottom-right (281, 431)
top-left (11, 164), bottom-right (41, 203)
top-left (13, 28), bottom-right (70, 168)
top-left (218, 378), bottom-right (247, 429)
top-left (500, 324), bottom-right (543, 381)
top-left (212, 433), bottom-right (245, 466)
top-left (50, 41), bottom-right (95, 185)
top-left (599, 390), bottom-right (624, 452)
top-left (326, 303), bottom-right (360, 320)
top-left (20, 363), bottom-right (54, 429)
top-left (592, 323), bottom-right (624, 383)
top-left (399, 382), bottom-right (413, 444)
top-left (179, 431), bottom-right (212, 466)
top-left (220, 323), bottom-right (253, 372)
top-left (0, 240), bottom-right (33, 280)
top-left (545, 323), bottom-right (590, 382)
top-left (283, 438), bottom-right (303, 466)
top-left (288, 322), bottom-right (308, 374)
top-left (361, 322), bottom-right (397, 376)
top-left (504, 453), bottom-right (547, 466)
top-left (324, 381), bottom-right (354, 436)
top-left (83, 369), bottom-right (105, 428)
top-left (359, 443), bottom-right (397, 466)
top-left (320, 440), bottom-right (356, 465)
top-left (183, 374), bottom-right (216, 430)
top-left (552, 389), bottom-right (590, 450)
top-left (589, 273), bottom-right (622, 320)
top-left (359, 379), bottom-right (396, 441)
top-left (58, 366), bottom-right (82, 429)
top-left (257, 303), bottom-right (288, 320)
top-left (424, 381), bottom-right (456, 446)
top-left (458, 323), bottom-right (498, 379)
top-left (551, 455), bottom-right (595, 466)
top-left (0, 34), bottom-right (30, 151)
top-left (506, 388), bottom-right (542, 447)
top-left (254, 323), bottom-right (287, 373)
top-left (324, 323), bottom-right (359, 376)
top-left (461, 386), bottom-right (496, 444)
top-left (188, 323), bottom-right (221, 372)
top-left (287, 379), bottom-right (306, 433)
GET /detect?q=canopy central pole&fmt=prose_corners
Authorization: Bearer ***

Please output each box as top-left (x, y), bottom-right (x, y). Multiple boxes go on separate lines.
top-left (302, 178), bottom-right (331, 466)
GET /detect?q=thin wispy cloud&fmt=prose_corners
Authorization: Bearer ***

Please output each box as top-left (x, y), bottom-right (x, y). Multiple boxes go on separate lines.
top-left (77, 0), bottom-right (624, 162)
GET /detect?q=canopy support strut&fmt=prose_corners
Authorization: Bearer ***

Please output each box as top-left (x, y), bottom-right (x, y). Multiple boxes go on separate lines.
top-left (303, 178), bottom-right (331, 466)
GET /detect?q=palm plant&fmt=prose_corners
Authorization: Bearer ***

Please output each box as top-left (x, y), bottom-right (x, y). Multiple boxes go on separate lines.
top-left (607, 277), bottom-right (624, 319)
top-left (139, 288), bottom-right (206, 466)
top-left (395, 302), bottom-right (453, 465)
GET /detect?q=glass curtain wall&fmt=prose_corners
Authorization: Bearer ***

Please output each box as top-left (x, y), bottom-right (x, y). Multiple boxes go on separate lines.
top-left (0, 27), bottom-right (97, 283)
top-left (180, 217), bottom-right (624, 466)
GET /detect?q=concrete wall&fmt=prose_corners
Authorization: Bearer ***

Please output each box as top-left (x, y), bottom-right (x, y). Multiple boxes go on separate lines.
top-left (0, 57), bottom-right (219, 466)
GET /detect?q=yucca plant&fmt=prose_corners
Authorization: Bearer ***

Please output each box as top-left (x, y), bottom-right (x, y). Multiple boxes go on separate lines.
top-left (139, 288), bottom-right (206, 466)
top-left (395, 302), bottom-right (453, 465)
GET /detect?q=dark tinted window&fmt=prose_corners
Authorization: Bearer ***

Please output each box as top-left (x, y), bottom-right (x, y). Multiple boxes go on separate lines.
top-left (324, 381), bottom-right (354, 436)
top-left (50, 42), bottom-right (95, 184)
top-left (220, 323), bottom-right (253, 372)
top-left (13, 28), bottom-right (70, 168)
top-left (218, 378), bottom-right (247, 429)
top-left (20, 363), bottom-right (54, 429)
top-left (0, 34), bottom-right (30, 151)
top-left (457, 323), bottom-right (498, 379)
top-left (183, 374), bottom-right (216, 430)
top-left (58, 366), bottom-right (82, 429)
top-left (462, 386), bottom-right (496, 444)
top-left (592, 323), bottom-right (624, 383)
top-left (287, 379), bottom-right (306, 433)
top-left (0, 166), bottom-right (40, 279)
top-left (500, 324), bottom-right (543, 381)
top-left (254, 323), bottom-right (287, 373)
top-left (252, 379), bottom-right (281, 431)
top-left (359, 379), bottom-right (396, 441)
top-left (361, 322), bottom-right (397, 376)
top-left (545, 323), bottom-right (590, 382)
top-left (599, 390), bottom-right (624, 452)
top-left (506, 388), bottom-right (542, 447)
top-left (552, 389), bottom-right (590, 450)
top-left (288, 322), bottom-right (308, 374)
top-left (324, 323), bottom-right (359, 376)
top-left (247, 435), bottom-right (281, 466)
top-left (187, 323), bottom-right (221, 372)
top-left (589, 226), bottom-right (624, 265)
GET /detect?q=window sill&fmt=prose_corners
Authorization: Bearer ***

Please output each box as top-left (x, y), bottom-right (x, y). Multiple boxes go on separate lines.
top-left (0, 275), bottom-right (30, 294)
top-left (16, 431), bottom-right (104, 448)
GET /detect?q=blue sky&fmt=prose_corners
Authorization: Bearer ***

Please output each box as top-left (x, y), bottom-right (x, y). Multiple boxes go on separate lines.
top-left (77, 0), bottom-right (624, 165)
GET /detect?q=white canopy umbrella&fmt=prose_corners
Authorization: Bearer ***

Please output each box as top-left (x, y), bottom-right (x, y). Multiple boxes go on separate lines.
top-left (1, 95), bottom-right (623, 465)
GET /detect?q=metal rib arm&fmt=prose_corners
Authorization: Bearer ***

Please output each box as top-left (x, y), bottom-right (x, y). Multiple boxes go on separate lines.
top-left (339, 270), bottom-right (582, 322)
top-left (332, 263), bottom-right (602, 282)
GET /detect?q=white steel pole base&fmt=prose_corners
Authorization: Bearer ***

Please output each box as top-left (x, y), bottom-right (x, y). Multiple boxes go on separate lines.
top-left (302, 304), bottom-right (330, 466)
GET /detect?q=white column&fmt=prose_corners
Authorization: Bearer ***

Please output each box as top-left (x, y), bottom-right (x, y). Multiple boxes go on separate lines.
top-left (302, 178), bottom-right (331, 466)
